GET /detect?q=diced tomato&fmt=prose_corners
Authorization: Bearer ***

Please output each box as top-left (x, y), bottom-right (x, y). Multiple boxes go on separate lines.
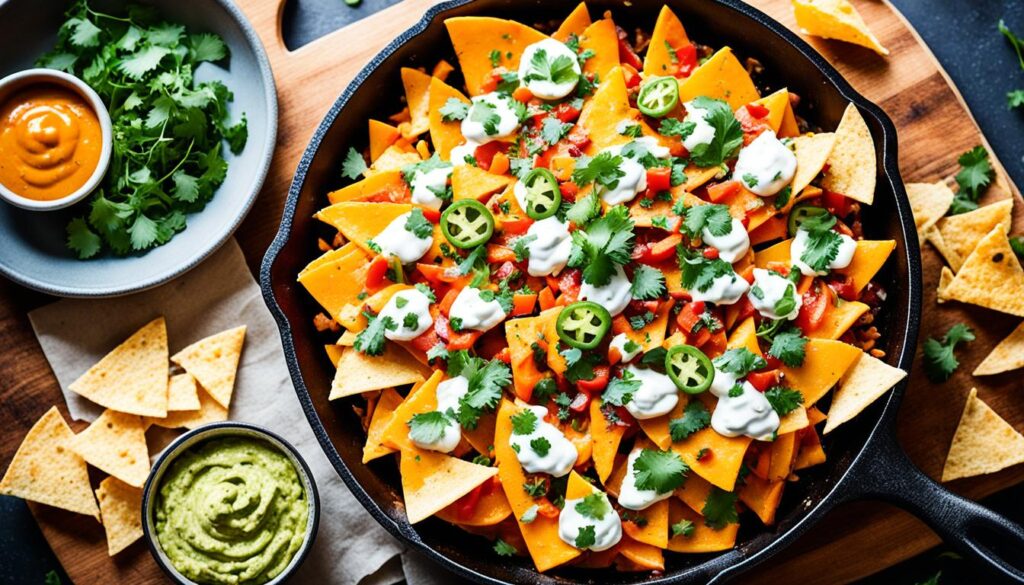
top-left (675, 43), bottom-right (698, 78)
top-left (616, 28), bottom-right (644, 71)
top-left (703, 247), bottom-right (720, 260)
top-left (365, 256), bottom-right (390, 289)
top-left (795, 284), bottom-right (831, 333)
top-left (828, 275), bottom-right (858, 301)
top-left (512, 86), bottom-right (533, 103)
top-left (568, 391), bottom-right (591, 413)
top-left (455, 482), bottom-right (486, 520)
top-left (733, 296), bottom-right (756, 323)
top-left (501, 217), bottom-right (533, 235)
top-left (486, 244), bottom-right (517, 264)
top-left (538, 287), bottom-right (556, 311)
top-left (511, 293), bottom-right (537, 317)
top-left (578, 365), bottom-right (610, 393)
top-left (559, 181), bottom-right (579, 201)
top-left (638, 233), bottom-right (681, 264)
top-left (823, 189), bottom-right (852, 217)
top-left (746, 369), bottom-right (779, 392)
top-left (493, 260), bottom-right (517, 281)
top-left (706, 180), bottom-right (742, 203)
top-left (474, 141), bottom-right (507, 171)
top-left (764, 355), bottom-right (782, 370)
top-left (553, 102), bottom-right (581, 123)
top-left (566, 128), bottom-right (591, 151)
top-left (736, 106), bottom-right (772, 143)
top-left (558, 269), bottom-right (582, 301)
top-left (535, 497), bottom-right (560, 518)
top-left (439, 288), bottom-right (460, 316)
top-left (622, 64), bottom-right (641, 89)
top-left (409, 329), bottom-right (441, 353)
top-left (646, 168), bottom-right (672, 192)
top-left (675, 301), bottom-right (706, 333)
top-left (480, 69), bottom-right (505, 93)
top-left (696, 447), bottom-right (713, 462)
top-left (746, 103), bottom-right (770, 119)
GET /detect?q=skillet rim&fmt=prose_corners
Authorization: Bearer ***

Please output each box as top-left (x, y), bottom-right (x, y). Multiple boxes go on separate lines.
top-left (259, 0), bottom-right (921, 582)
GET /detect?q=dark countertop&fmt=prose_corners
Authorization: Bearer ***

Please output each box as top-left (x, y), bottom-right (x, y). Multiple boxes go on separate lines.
top-left (3, 1), bottom-right (1024, 584)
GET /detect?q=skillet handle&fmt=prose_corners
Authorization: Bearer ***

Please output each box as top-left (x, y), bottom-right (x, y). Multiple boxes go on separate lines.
top-left (846, 430), bottom-right (1024, 582)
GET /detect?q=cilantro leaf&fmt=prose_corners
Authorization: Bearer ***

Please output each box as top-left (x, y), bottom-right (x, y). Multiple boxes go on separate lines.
top-left (575, 492), bottom-right (611, 519)
top-left (353, 312), bottom-right (396, 356)
top-left (681, 204), bottom-right (733, 238)
top-left (659, 117), bottom-right (695, 138)
top-left (190, 33), bottom-right (228, 62)
top-left (512, 234), bottom-right (536, 262)
top-left (797, 212), bottom-right (844, 272)
top-left (948, 146), bottom-right (994, 216)
top-left (67, 17), bottom-right (102, 47)
top-left (669, 401), bottom-right (711, 441)
top-left (564, 192), bottom-right (601, 225)
top-left (530, 436), bottom-right (552, 457)
top-left (767, 328), bottom-right (808, 368)
top-left (541, 116), bottom-right (573, 146)
top-left (1009, 89), bottom-right (1024, 110)
top-left (572, 151), bottom-right (626, 191)
top-left (923, 323), bottom-right (975, 382)
top-left (999, 19), bottom-right (1024, 70)
top-left (567, 205), bottom-right (635, 286)
top-left (631, 265), bottom-right (666, 300)
top-left (678, 248), bottom-right (736, 293)
top-left (511, 409), bottom-right (539, 435)
top-left (702, 488), bottom-right (739, 529)
top-left (633, 448), bottom-right (688, 493)
top-left (469, 100), bottom-right (501, 136)
top-left (493, 538), bottom-right (517, 557)
top-left (603, 370), bottom-right (640, 406)
top-left (66, 217), bottom-right (102, 259)
top-left (713, 348), bottom-right (767, 376)
top-left (575, 525), bottom-right (597, 549)
top-left (686, 96), bottom-right (743, 167)
top-left (523, 477), bottom-right (548, 497)
top-left (120, 45), bottom-right (171, 79)
top-left (404, 208), bottom-right (434, 239)
top-left (426, 342), bottom-right (448, 365)
top-left (561, 346), bottom-right (602, 383)
top-left (457, 359), bottom-right (511, 429)
top-left (408, 410), bottom-right (451, 445)
top-left (671, 519), bottom-right (695, 537)
top-left (342, 147), bottom-right (368, 179)
top-left (440, 97), bottom-right (469, 122)
top-left (764, 386), bottom-right (804, 416)
top-left (523, 48), bottom-right (579, 86)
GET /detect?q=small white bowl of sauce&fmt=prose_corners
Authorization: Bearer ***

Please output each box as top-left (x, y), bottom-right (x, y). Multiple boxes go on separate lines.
top-left (0, 68), bottom-right (112, 211)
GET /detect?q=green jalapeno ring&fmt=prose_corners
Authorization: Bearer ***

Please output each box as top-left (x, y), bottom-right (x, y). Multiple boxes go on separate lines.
top-left (440, 200), bottom-right (495, 249)
top-left (787, 203), bottom-right (829, 237)
top-left (637, 76), bottom-right (680, 118)
top-left (664, 344), bottom-right (715, 394)
top-left (556, 301), bottom-right (612, 350)
top-left (522, 168), bottom-right (562, 220)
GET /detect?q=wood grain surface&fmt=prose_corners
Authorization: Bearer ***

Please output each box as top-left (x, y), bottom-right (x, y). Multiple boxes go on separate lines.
top-left (1, 1), bottom-right (1021, 584)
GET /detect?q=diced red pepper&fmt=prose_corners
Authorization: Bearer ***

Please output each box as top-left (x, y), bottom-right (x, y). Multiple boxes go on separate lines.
top-left (559, 181), bottom-right (579, 200)
top-left (622, 64), bottom-right (641, 89)
top-left (365, 255), bottom-right (390, 289)
top-left (568, 391), bottom-right (591, 412)
top-left (675, 300), bottom-right (706, 333)
top-left (823, 189), bottom-right (852, 217)
top-left (577, 365), bottom-right (610, 393)
top-left (558, 269), bottom-right (582, 301)
top-left (486, 245), bottom-right (517, 264)
top-left (553, 102), bottom-right (581, 123)
top-left (706, 180), bottom-right (742, 202)
top-left (501, 217), bottom-right (534, 235)
top-left (795, 283), bottom-right (831, 333)
top-left (479, 69), bottom-right (505, 93)
top-left (746, 103), bottom-right (770, 119)
top-left (638, 233), bottom-right (682, 264)
top-left (616, 28), bottom-right (644, 71)
top-left (828, 275), bottom-right (858, 302)
top-left (511, 293), bottom-right (537, 316)
top-left (455, 481), bottom-right (486, 520)
top-left (474, 141), bottom-right (507, 171)
top-left (439, 288), bottom-right (460, 316)
top-left (421, 208), bottom-right (441, 223)
top-left (538, 287), bottom-right (557, 311)
top-left (703, 247), bottom-right (720, 260)
top-left (448, 329), bottom-right (481, 351)
top-left (675, 43), bottom-right (698, 78)
top-left (409, 329), bottom-right (441, 353)
top-left (746, 370), bottom-right (780, 392)
top-left (646, 167), bottom-right (672, 192)
top-left (733, 295), bottom-right (756, 323)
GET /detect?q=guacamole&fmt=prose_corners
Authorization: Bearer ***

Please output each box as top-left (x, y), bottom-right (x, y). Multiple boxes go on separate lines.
top-left (155, 437), bottom-right (309, 585)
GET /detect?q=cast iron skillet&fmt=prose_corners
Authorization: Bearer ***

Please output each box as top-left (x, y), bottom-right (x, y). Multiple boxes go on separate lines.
top-left (261, 0), bottom-right (1024, 582)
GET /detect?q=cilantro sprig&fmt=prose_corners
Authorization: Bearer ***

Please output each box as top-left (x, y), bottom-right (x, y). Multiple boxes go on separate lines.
top-left (948, 146), bottom-right (995, 215)
top-left (923, 323), bottom-right (975, 382)
top-left (568, 206), bottom-right (635, 286)
top-left (684, 97), bottom-right (743, 168)
top-left (713, 348), bottom-right (767, 377)
top-left (764, 386), bottom-right (804, 416)
top-left (633, 449), bottom-right (688, 494)
top-left (681, 204), bottom-right (733, 238)
top-left (669, 401), bottom-right (711, 441)
top-left (523, 47), bottom-right (579, 87)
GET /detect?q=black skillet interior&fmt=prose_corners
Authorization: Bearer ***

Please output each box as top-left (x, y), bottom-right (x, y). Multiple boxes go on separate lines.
top-left (258, 0), bottom-right (994, 582)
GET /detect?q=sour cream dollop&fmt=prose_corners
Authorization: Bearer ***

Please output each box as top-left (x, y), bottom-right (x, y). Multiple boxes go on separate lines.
top-left (732, 130), bottom-right (797, 196)
top-left (377, 288), bottom-right (434, 341)
top-left (558, 493), bottom-right (622, 551)
top-left (609, 333), bottom-right (642, 363)
top-left (409, 165), bottom-right (452, 209)
top-left (449, 286), bottom-right (507, 332)
top-left (518, 39), bottom-right (581, 100)
top-left (449, 140), bottom-right (480, 167)
top-left (681, 101), bottom-right (717, 153)
top-left (617, 448), bottom-right (675, 510)
top-left (461, 92), bottom-right (520, 142)
top-left (509, 405), bottom-right (578, 477)
top-left (578, 265), bottom-right (632, 316)
top-left (688, 271), bottom-right (749, 305)
top-left (748, 268), bottom-right (802, 321)
top-left (525, 217), bottom-right (572, 276)
top-left (701, 218), bottom-right (750, 263)
top-left (711, 381), bottom-right (780, 441)
top-left (409, 376), bottom-right (468, 453)
top-left (598, 151), bottom-right (646, 206)
top-left (790, 228), bottom-right (858, 276)
top-left (375, 212), bottom-right (433, 264)
top-left (622, 365), bottom-right (679, 420)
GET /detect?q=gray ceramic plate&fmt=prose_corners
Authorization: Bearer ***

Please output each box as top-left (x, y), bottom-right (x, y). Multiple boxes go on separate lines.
top-left (0, 0), bottom-right (276, 297)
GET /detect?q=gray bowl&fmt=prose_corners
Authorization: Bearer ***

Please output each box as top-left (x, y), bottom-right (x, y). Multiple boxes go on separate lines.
top-left (0, 0), bottom-right (277, 297)
top-left (141, 422), bottom-right (320, 585)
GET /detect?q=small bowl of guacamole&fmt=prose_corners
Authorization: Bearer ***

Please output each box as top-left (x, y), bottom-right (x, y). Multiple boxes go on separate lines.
top-left (143, 423), bottom-right (320, 585)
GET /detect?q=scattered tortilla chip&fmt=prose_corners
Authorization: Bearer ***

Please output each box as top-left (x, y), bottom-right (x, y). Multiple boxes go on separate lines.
top-left (789, 133), bottom-right (836, 198)
top-left (69, 409), bottom-right (150, 488)
top-left (166, 373), bottom-right (200, 412)
top-left (553, 2), bottom-right (591, 42)
top-left (329, 345), bottom-right (429, 400)
top-left (942, 388), bottom-right (1024, 482)
top-left (363, 388), bottom-right (403, 463)
top-left (0, 407), bottom-right (99, 519)
top-left (925, 226), bottom-right (963, 273)
top-left (823, 353), bottom-right (907, 434)
top-left (973, 321), bottom-right (1024, 376)
top-left (906, 182), bottom-right (955, 234)
top-left (95, 476), bottom-right (143, 556)
top-left (399, 68), bottom-right (431, 138)
top-left (935, 198), bottom-right (1013, 271)
top-left (171, 326), bottom-right (246, 409)
top-left (146, 387), bottom-right (228, 430)
top-left (68, 317), bottom-right (169, 418)
top-left (793, 0), bottom-right (889, 56)
top-left (777, 406), bottom-right (810, 434)
top-left (936, 265), bottom-right (954, 303)
top-left (821, 103), bottom-right (876, 204)
top-left (941, 226), bottom-right (1024, 317)
top-left (399, 448), bottom-right (498, 523)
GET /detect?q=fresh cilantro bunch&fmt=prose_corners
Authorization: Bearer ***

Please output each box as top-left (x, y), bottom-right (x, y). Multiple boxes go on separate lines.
top-left (42, 0), bottom-right (248, 259)
top-left (923, 323), bottom-right (975, 382)
top-left (678, 97), bottom-right (743, 168)
top-left (948, 146), bottom-right (995, 215)
top-left (568, 205), bottom-right (635, 286)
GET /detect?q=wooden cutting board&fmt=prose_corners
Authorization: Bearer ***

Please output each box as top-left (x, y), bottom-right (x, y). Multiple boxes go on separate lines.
top-left (1, 0), bottom-right (1022, 584)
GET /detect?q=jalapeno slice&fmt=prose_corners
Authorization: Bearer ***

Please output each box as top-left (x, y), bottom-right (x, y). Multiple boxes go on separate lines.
top-left (522, 168), bottom-right (562, 220)
top-left (787, 203), bottom-right (829, 237)
top-left (440, 200), bottom-right (495, 249)
top-left (556, 301), bottom-right (612, 350)
top-left (637, 77), bottom-right (680, 118)
top-left (664, 345), bottom-right (715, 394)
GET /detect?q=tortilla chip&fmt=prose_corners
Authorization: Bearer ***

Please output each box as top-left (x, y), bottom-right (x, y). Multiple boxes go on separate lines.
top-left (942, 388), bottom-right (1024, 482)
top-left (643, 6), bottom-right (691, 76)
top-left (0, 407), bottom-right (99, 519)
top-left (925, 226), bottom-right (963, 273)
top-left (399, 448), bottom-right (498, 523)
top-left (167, 372), bottom-right (200, 412)
top-left (146, 386), bottom-right (228, 430)
top-left (428, 76), bottom-right (470, 160)
top-left (941, 226), bottom-right (1024, 317)
top-left (821, 104), bottom-right (876, 204)
top-left (69, 409), bottom-right (149, 487)
top-left (368, 143), bottom-right (421, 176)
top-left (170, 326), bottom-right (245, 409)
top-left (452, 165), bottom-right (513, 202)
top-left (327, 170), bottom-right (408, 205)
top-left (935, 198), bottom-right (1013, 271)
top-left (936, 265), bottom-right (955, 303)
top-left (679, 47), bottom-right (760, 110)
top-left (298, 244), bottom-right (373, 321)
top-left (906, 182), bottom-right (955, 234)
top-left (329, 344), bottom-right (429, 400)
top-left (362, 388), bottom-right (404, 463)
top-left (400, 68), bottom-right (431, 138)
top-left (95, 477), bottom-right (143, 556)
top-left (316, 202), bottom-right (412, 254)
top-left (777, 407), bottom-right (809, 434)
top-left (368, 120), bottom-right (401, 163)
top-left (739, 473), bottom-right (786, 525)
top-left (973, 321), bottom-right (1024, 376)
top-left (793, 0), bottom-right (889, 56)
top-left (579, 67), bottom-right (638, 153)
top-left (823, 353), bottom-right (907, 434)
top-left (578, 18), bottom-right (619, 79)
top-left (780, 339), bottom-right (863, 405)
top-left (553, 2), bottom-right (591, 41)
top-left (444, 17), bottom-right (548, 96)
top-left (789, 133), bottom-right (836, 198)
top-left (68, 317), bottom-right (169, 418)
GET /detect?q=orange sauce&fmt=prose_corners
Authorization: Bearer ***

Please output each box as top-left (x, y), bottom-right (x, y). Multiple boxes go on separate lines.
top-left (0, 84), bottom-right (103, 201)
